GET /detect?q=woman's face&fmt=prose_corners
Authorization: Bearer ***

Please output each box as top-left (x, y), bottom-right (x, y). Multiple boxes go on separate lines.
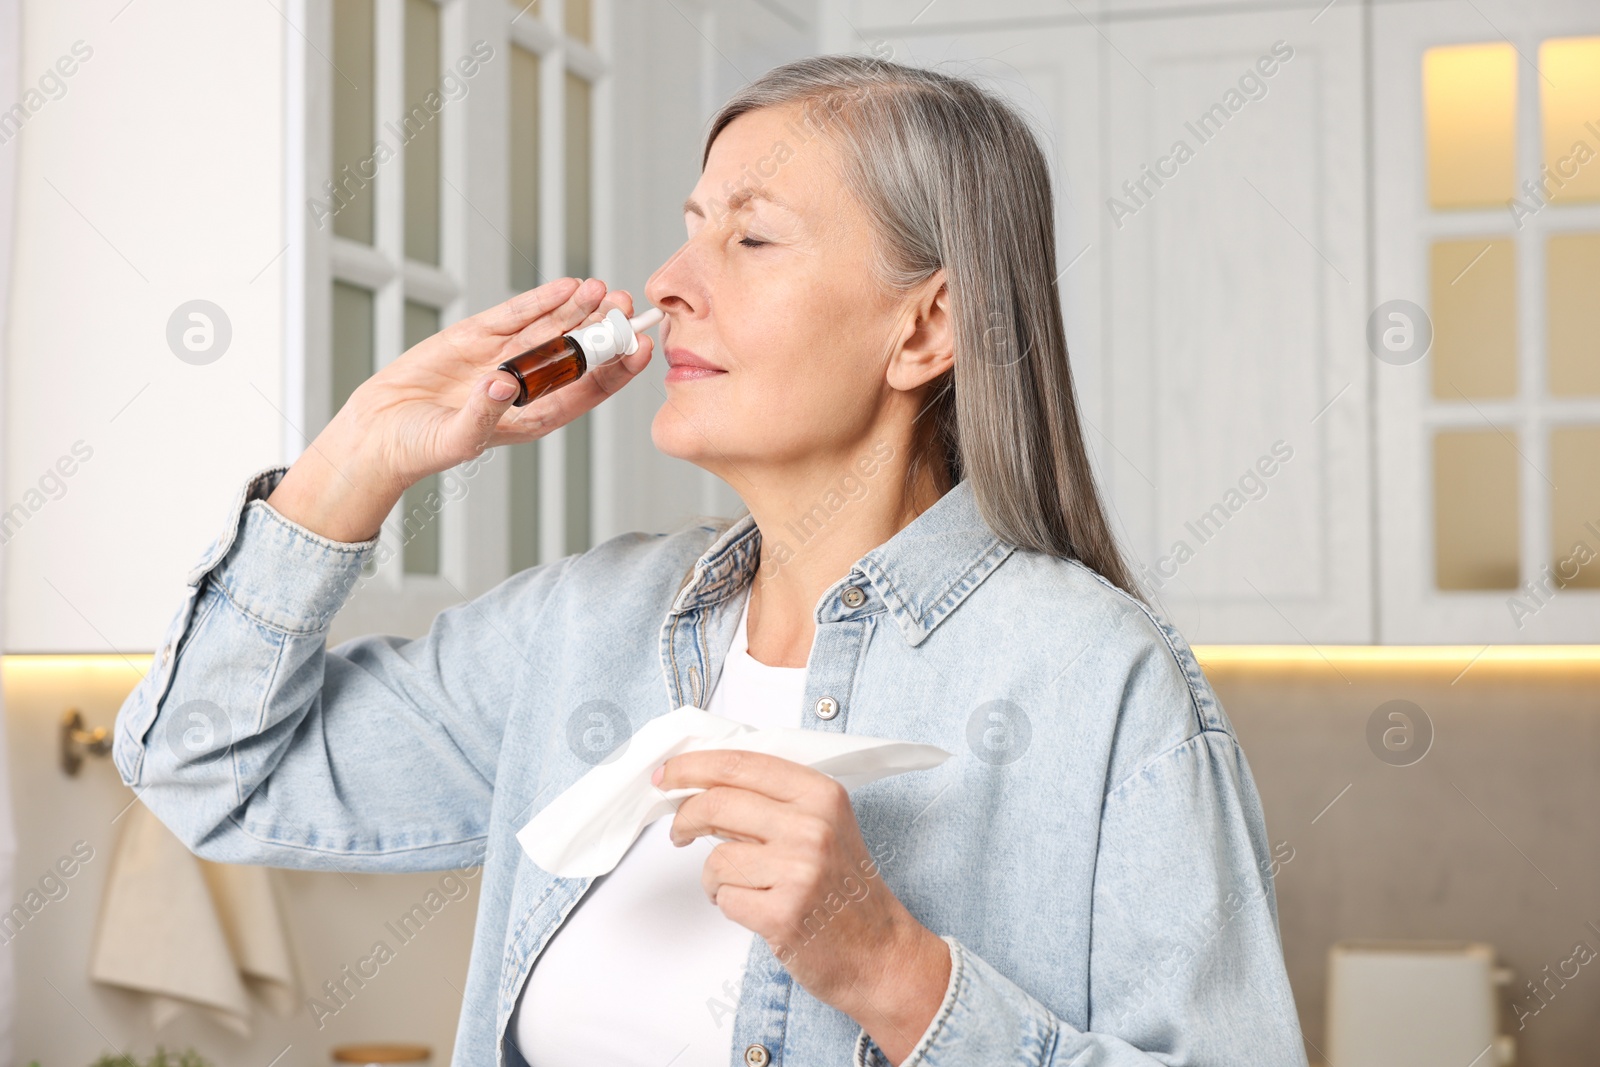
top-left (644, 103), bottom-right (938, 491)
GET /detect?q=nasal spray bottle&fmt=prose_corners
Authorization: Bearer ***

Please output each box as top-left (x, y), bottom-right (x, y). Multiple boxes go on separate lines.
top-left (496, 306), bottom-right (666, 406)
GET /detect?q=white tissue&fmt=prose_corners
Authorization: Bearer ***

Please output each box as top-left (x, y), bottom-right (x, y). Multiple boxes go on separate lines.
top-left (516, 704), bottom-right (952, 878)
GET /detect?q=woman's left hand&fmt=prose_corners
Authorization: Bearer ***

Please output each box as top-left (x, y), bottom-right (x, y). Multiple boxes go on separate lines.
top-left (652, 750), bottom-right (951, 1061)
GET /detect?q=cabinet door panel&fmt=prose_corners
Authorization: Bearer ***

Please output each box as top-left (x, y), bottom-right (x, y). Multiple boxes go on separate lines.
top-left (3, 1), bottom-right (289, 652)
top-left (1104, 7), bottom-right (1371, 642)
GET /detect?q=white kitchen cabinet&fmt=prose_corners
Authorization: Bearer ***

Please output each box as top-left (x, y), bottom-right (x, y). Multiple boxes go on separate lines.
top-left (9, 0), bottom-right (1593, 651)
top-left (335, 0), bottom-right (813, 643)
top-left (1100, 5), bottom-right (1371, 644)
top-left (835, 0), bottom-right (1600, 646)
top-left (3, 1), bottom-right (290, 654)
top-left (835, 0), bottom-right (1373, 643)
top-left (1, 0), bottom-right (814, 651)
top-left (1372, 0), bottom-right (1600, 644)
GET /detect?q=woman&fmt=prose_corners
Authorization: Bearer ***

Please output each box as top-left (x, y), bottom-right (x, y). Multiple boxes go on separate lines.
top-left (115, 55), bottom-right (1306, 1067)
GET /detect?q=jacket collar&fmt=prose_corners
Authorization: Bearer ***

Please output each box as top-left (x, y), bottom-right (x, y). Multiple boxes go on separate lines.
top-left (668, 479), bottom-right (1015, 647)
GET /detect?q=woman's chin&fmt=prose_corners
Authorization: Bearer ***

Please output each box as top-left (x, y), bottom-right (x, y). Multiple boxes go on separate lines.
top-left (649, 409), bottom-right (715, 464)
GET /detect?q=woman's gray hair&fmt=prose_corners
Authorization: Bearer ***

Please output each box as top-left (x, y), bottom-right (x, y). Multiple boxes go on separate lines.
top-left (702, 54), bottom-right (1145, 602)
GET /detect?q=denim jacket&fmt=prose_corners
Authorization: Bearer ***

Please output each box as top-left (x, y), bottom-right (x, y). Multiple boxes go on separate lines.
top-left (114, 464), bottom-right (1308, 1067)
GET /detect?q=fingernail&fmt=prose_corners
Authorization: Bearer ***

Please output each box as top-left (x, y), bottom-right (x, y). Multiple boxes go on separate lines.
top-left (488, 378), bottom-right (516, 402)
top-left (651, 764), bottom-right (664, 786)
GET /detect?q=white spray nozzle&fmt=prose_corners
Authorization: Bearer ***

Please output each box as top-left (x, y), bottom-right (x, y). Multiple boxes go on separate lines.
top-left (570, 306), bottom-right (666, 364)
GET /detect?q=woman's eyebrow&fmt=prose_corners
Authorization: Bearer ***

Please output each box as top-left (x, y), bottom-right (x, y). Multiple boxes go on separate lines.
top-left (682, 188), bottom-right (791, 218)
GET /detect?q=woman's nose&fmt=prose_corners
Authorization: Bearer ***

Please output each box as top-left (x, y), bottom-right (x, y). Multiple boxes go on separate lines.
top-left (645, 240), bottom-right (700, 316)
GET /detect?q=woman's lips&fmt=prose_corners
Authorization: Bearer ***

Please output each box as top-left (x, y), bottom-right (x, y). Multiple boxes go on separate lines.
top-left (664, 346), bottom-right (726, 383)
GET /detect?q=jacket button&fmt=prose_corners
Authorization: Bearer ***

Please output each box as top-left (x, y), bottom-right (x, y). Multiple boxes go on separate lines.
top-left (841, 585), bottom-right (866, 608)
top-left (814, 696), bottom-right (839, 720)
top-left (743, 1044), bottom-right (771, 1067)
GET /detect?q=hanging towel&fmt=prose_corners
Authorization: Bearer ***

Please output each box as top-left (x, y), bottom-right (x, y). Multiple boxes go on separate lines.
top-left (88, 800), bottom-right (300, 1035)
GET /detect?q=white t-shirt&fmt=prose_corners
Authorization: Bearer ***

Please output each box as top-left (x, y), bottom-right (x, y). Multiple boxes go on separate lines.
top-left (509, 585), bottom-right (809, 1067)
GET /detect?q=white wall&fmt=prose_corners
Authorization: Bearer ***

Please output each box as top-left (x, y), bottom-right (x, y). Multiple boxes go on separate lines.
top-left (4, 0), bottom-right (289, 653)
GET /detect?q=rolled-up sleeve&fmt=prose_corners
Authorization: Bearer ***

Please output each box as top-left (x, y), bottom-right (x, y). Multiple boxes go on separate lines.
top-left (854, 730), bottom-right (1306, 1067)
top-left (114, 464), bottom-right (570, 873)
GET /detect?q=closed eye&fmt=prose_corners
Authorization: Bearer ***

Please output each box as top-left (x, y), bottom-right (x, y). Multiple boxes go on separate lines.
top-left (738, 236), bottom-right (767, 249)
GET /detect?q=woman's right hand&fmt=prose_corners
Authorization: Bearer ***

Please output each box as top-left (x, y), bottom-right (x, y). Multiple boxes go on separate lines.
top-left (266, 277), bottom-right (651, 543)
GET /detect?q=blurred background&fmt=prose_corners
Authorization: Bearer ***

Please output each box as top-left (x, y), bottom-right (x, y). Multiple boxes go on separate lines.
top-left (0, 0), bottom-right (1596, 1064)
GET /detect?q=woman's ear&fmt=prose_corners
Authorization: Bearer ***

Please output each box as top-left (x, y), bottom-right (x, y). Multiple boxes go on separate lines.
top-left (886, 271), bottom-right (954, 392)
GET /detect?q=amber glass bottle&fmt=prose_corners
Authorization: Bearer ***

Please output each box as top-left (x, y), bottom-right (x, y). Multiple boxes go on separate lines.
top-left (496, 334), bottom-right (587, 407)
top-left (496, 306), bottom-right (663, 407)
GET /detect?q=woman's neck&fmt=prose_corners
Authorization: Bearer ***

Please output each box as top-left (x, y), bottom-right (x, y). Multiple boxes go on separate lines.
top-left (741, 462), bottom-right (949, 669)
